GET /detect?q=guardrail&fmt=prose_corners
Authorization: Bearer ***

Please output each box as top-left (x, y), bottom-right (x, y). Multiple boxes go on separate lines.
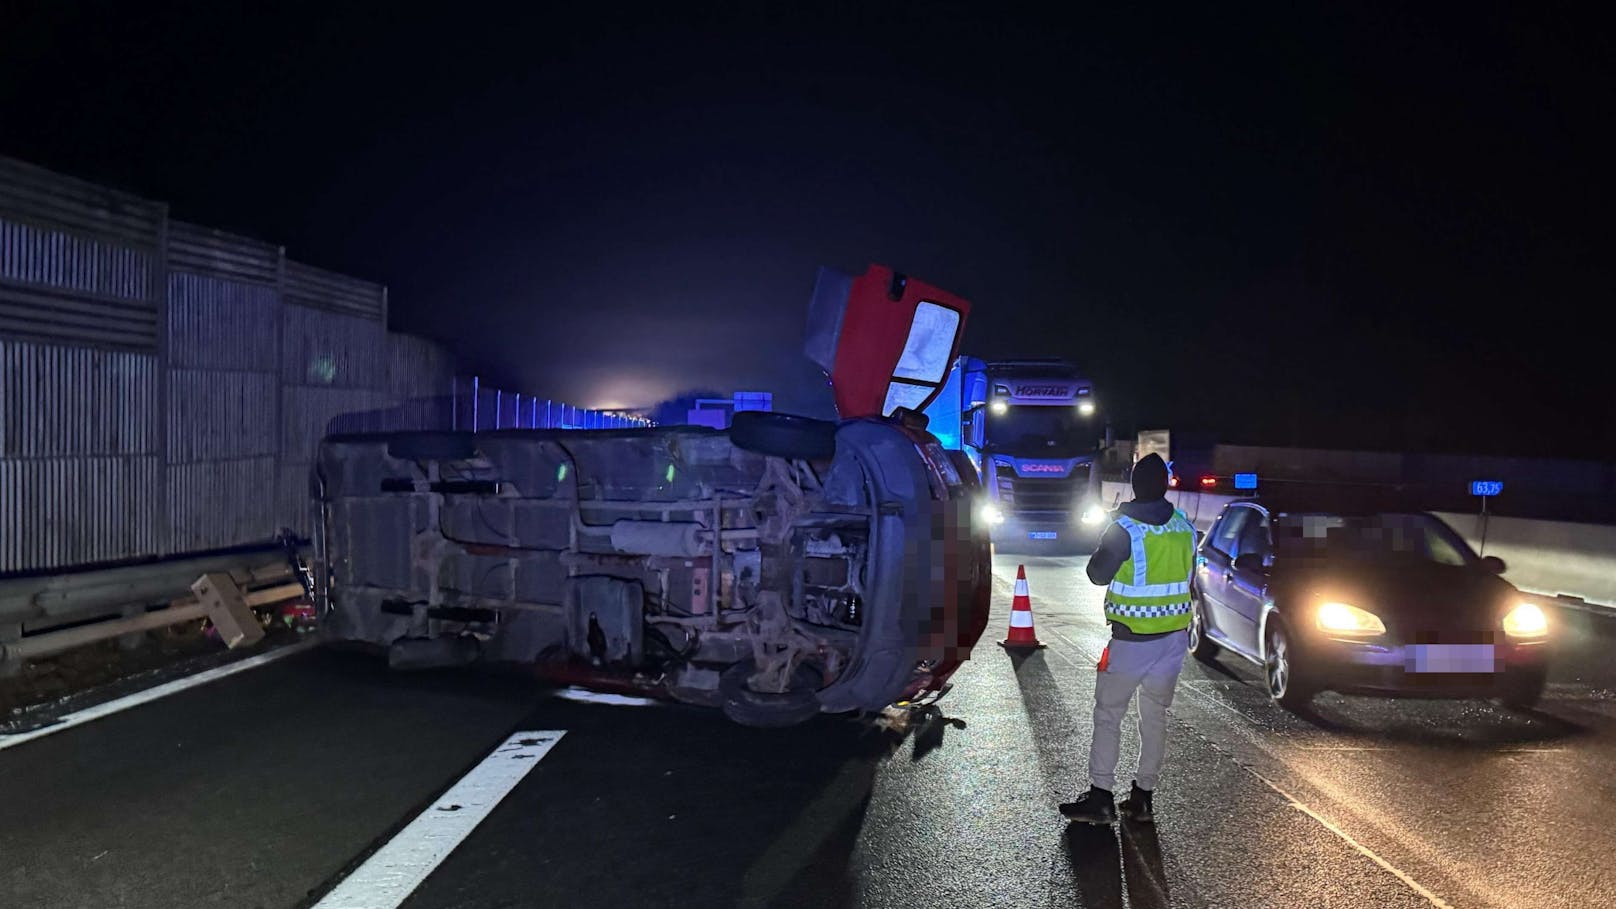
top-left (0, 542), bottom-right (308, 673)
top-left (1097, 481), bottom-right (1616, 614)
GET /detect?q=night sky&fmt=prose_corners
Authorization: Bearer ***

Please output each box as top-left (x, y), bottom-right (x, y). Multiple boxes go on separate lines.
top-left (3, 4), bottom-right (1610, 457)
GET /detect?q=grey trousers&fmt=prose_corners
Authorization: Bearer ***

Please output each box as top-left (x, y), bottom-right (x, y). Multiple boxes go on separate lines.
top-left (1088, 630), bottom-right (1188, 792)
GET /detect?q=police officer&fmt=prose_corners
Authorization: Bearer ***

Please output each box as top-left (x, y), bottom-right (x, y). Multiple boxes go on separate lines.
top-left (1060, 453), bottom-right (1196, 824)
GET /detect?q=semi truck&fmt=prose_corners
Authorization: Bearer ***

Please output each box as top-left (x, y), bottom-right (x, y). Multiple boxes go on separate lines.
top-left (922, 357), bottom-right (1107, 549)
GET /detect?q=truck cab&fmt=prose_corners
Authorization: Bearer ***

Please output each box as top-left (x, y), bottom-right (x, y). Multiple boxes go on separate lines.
top-left (925, 357), bottom-right (1105, 549)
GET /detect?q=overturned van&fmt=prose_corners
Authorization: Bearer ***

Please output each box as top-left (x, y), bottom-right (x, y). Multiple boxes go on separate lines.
top-left (312, 265), bottom-right (992, 726)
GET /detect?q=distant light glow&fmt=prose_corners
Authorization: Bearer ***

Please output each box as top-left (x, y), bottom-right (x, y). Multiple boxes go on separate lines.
top-left (1199, 476), bottom-right (1218, 487)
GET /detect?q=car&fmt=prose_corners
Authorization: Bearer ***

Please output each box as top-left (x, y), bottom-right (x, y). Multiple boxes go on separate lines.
top-left (311, 264), bottom-right (993, 727)
top-left (1187, 496), bottom-right (1549, 711)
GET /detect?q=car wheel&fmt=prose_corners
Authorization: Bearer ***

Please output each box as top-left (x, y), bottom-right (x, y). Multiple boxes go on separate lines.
top-left (1264, 621), bottom-right (1314, 710)
top-left (729, 411), bottom-right (837, 461)
top-left (719, 661), bottom-right (824, 728)
top-left (1187, 592), bottom-right (1220, 663)
top-left (1499, 665), bottom-right (1547, 710)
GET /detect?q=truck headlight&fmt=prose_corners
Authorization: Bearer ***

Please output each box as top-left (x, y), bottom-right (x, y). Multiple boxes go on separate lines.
top-left (1502, 602), bottom-right (1547, 637)
top-left (1316, 601), bottom-right (1386, 636)
top-left (1077, 401), bottom-right (1095, 416)
top-left (989, 399), bottom-right (1008, 416)
top-left (979, 504), bottom-right (1006, 525)
top-left (1080, 505), bottom-right (1106, 525)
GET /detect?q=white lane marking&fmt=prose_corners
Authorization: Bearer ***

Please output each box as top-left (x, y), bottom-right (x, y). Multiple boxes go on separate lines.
top-left (1033, 623), bottom-right (1456, 909)
top-left (552, 686), bottom-right (661, 707)
top-left (0, 639), bottom-right (319, 753)
top-left (1251, 771), bottom-right (1456, 909)
top-left (315, 730), bottom-right (565, 909)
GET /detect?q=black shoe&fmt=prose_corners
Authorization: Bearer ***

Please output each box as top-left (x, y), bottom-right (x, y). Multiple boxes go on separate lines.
top-left (1118, 783), bottom-right (1154, 823)
top-left (1059, 786), bottom-right (1116, 824)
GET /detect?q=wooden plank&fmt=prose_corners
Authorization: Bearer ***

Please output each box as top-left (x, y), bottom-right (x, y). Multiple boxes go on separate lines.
top-left (243, 583), bottom-right (305, 608)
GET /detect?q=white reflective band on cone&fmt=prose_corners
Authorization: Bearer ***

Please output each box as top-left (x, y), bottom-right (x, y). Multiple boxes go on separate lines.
top-left (1014, 578), bottom-right (1029, 596)
top-left (1009, 610), bottom-right (1034, 628)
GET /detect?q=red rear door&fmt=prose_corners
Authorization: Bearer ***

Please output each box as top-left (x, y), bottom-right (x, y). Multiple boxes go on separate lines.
top-left (803, 264), bottom-right (971, 420)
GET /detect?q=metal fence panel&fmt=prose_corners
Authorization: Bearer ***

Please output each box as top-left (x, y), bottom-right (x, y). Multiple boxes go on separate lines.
top-left (280, 385), bottom-right (390, 462)
top-left (166, 272), bottom-right (280, 372)
top-left (388, 332), bottom-right (453, 399)
top-left (0, 455), bottom-right (161, 572)
top-left (0, 157), bottom-right (163, 248)
top-left (284, 259), bottom-right (385, 321)
top-left (166, 369), bottom-right (278, 462)
top-left (0, 339), bottom-right (160, 458)
top-left (281, 303), bottom-right (386, 389)
top-left (166, 457), bottom-right (278, 554)
top-left (166, 221), bottom-right (278, 286)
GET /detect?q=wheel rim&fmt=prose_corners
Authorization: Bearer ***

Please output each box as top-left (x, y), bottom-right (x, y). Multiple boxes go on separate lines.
top-left (1266, 628), bottom-right (1290, 697)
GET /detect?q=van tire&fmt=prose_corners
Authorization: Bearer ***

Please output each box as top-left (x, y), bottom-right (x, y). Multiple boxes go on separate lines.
top-left (730, 412), bottom-right (837, 461)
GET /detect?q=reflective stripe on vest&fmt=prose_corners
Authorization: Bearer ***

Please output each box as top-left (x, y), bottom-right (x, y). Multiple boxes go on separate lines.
top-left (1104, 509), bottom-right (1197, 634)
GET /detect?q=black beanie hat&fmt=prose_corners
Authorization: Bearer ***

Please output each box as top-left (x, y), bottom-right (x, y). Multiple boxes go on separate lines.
top-left (1132, 453), bottom-right (1169, 500)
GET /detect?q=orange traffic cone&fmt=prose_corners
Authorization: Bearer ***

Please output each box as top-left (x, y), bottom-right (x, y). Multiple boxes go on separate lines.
top-left (999, 564), bottom-right (1046, 650)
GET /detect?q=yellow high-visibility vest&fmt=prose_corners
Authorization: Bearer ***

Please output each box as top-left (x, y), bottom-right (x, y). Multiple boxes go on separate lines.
top-left (1103, 509), bottom-right (1197, 634)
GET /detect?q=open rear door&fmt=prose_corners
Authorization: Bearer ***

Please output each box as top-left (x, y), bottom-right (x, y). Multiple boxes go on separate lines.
top-left (803, 264), bottom-right (972, 420)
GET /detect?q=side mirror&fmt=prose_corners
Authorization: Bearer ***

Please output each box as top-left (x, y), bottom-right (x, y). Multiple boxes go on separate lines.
top-left (1480, 555), bottom-right (1506, 575)
top-left (1234, 553), bottom-right (1267, 574)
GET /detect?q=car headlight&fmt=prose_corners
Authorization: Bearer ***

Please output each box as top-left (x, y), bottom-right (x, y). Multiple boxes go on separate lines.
top-left (1080, 505), bottom-right (1106, 525)
top-left (979, 504), bottom-right (1006, 525)
top-left (1502, 602), bottom-right (1548, 637)
top-left (1316, 601), bottom-right (1386, 636)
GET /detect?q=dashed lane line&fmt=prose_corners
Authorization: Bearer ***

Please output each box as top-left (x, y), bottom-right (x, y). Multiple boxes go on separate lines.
top-left (313, 730), bottom-right (566, 909)
top-left (0, 639), bottom-right (320, 753)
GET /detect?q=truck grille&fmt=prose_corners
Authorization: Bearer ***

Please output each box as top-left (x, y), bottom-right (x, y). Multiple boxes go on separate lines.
top-left (996, 464), bottom-right (1091, 515)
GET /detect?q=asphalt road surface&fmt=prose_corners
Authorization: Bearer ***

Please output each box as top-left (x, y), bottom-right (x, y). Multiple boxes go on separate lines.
top-left (2, 553), bottom-right (1613, 908)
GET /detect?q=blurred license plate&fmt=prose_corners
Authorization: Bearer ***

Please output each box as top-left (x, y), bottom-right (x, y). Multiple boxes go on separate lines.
top-left (1028, 531), bottom-right (1058, 540)
top-left (1407, 644), bottom-right (1497, 673)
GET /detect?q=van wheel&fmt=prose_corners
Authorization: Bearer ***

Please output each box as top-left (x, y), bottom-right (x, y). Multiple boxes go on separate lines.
top-left (730, 412), bottom-right (836, 461)
top-left (386, 432), bottom-right (475, 461)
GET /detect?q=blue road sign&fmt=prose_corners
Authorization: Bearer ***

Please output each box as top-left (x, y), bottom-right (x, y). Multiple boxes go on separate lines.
top-left (1233, 472), bottom-right (1258, 490)
top-left (1471, 480), bottom-right (1504, 497)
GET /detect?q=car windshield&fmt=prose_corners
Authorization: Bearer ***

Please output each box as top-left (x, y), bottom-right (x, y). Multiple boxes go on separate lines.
top-left (983, 404), bottom-right (1092, 458)
top-left (1272, 512), bottom-right (1477, 567)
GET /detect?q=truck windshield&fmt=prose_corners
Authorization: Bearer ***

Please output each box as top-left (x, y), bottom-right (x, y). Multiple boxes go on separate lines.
top-left (983, 405), bottom-right (1093, 457)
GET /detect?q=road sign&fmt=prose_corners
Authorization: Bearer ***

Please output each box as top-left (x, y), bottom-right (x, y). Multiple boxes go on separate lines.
top-left (1233, 473), bottom-right (1258, 490)
top-left (1471, 480), bottom-right (1503, 497)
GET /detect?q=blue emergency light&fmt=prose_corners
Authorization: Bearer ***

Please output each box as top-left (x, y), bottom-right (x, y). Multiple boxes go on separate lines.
top-left (1233, 472), bottom-right (1258, 490)
top-left (1471, 480), bottom-right (1503, 497)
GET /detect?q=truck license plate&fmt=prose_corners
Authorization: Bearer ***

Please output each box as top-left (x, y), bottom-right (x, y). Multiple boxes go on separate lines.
top-left (1407, 644), bottom-right (1497, 673)
top-left (1028, 531), bottom-right (1058, 540)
